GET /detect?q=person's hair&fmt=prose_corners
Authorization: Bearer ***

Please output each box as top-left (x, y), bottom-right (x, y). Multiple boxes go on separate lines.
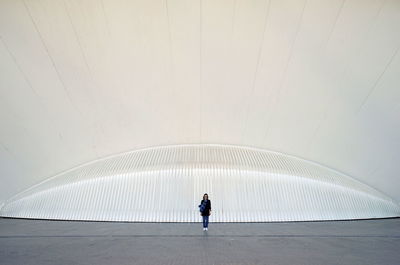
top-left (203, 193), bottom-right (208, 200)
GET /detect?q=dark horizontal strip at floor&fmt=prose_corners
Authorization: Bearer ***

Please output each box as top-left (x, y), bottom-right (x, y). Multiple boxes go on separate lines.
top-left (1, 234), bottom-right (400, 239)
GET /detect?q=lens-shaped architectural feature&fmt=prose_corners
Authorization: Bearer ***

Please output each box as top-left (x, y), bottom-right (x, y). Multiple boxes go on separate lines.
top-left (1, 145), bottom-right (399, 222)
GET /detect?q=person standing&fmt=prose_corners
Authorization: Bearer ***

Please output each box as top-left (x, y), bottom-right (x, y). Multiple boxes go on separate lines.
top-left (199, 193), bottom-right (211, 231)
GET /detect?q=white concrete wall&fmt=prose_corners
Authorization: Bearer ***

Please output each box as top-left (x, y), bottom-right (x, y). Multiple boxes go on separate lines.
top-left (0, 0), bottom-right (400, 205)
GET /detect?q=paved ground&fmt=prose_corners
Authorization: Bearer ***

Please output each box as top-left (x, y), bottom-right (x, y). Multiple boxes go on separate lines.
top-left (0, 217), bottom-right (399, 265)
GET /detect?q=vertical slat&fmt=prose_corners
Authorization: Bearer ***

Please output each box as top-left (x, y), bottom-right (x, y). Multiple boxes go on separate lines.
top-left (1, 145), bottom-right (398, 222)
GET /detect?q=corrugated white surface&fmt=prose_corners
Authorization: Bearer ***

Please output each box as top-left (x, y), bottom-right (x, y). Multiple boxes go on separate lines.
top-left (1, 145), bottom-right (398, 222)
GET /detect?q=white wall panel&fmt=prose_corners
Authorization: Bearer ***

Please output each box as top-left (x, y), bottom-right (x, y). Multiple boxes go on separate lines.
top-left (1, 145), bottom-right (398, 222)
top-left (0, 0), bottom-right (400, 208)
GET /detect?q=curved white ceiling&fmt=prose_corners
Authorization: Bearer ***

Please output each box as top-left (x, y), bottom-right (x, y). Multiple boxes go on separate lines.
top-left (0, 0), bottom-right (399, 205)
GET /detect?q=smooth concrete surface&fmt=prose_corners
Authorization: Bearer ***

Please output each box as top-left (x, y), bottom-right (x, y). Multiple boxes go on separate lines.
top-left (0, 217), bottom-right (400, 265)
top-left (2, 0), bottom-right (400, 208)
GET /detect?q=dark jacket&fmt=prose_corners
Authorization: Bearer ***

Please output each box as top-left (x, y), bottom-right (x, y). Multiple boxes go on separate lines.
top-left (200, 199), bottom-right (211, 216)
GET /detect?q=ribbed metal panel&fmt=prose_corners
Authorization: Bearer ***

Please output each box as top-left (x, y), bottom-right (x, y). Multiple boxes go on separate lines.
top-left (0, 144), bottom-right (399, 222)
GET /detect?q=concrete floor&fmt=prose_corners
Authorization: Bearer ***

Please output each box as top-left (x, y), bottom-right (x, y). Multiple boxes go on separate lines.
top-left (0, 217), bottom-right (399, 265)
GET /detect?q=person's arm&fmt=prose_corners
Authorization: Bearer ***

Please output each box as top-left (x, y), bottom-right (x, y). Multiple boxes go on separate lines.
top-left (209, 200), bottom-right (211, 214)
top-left (199, 200), bottom-right (203, 215)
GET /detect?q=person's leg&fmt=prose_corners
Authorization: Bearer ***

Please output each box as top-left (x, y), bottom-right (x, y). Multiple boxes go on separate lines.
top-left (202, 216), bottom-right (206, 228)
top-left (205, 215), bottom-right (209, 228)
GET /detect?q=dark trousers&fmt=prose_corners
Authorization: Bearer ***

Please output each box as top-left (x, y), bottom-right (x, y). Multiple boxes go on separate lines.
top-left (202, 215), bottom-right (209, 228)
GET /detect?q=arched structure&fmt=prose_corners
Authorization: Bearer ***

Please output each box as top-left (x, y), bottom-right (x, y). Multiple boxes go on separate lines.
top-left (1, 145), bottom-right (398, 222)
top-left (0, 1), bottom-right (400, 221)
